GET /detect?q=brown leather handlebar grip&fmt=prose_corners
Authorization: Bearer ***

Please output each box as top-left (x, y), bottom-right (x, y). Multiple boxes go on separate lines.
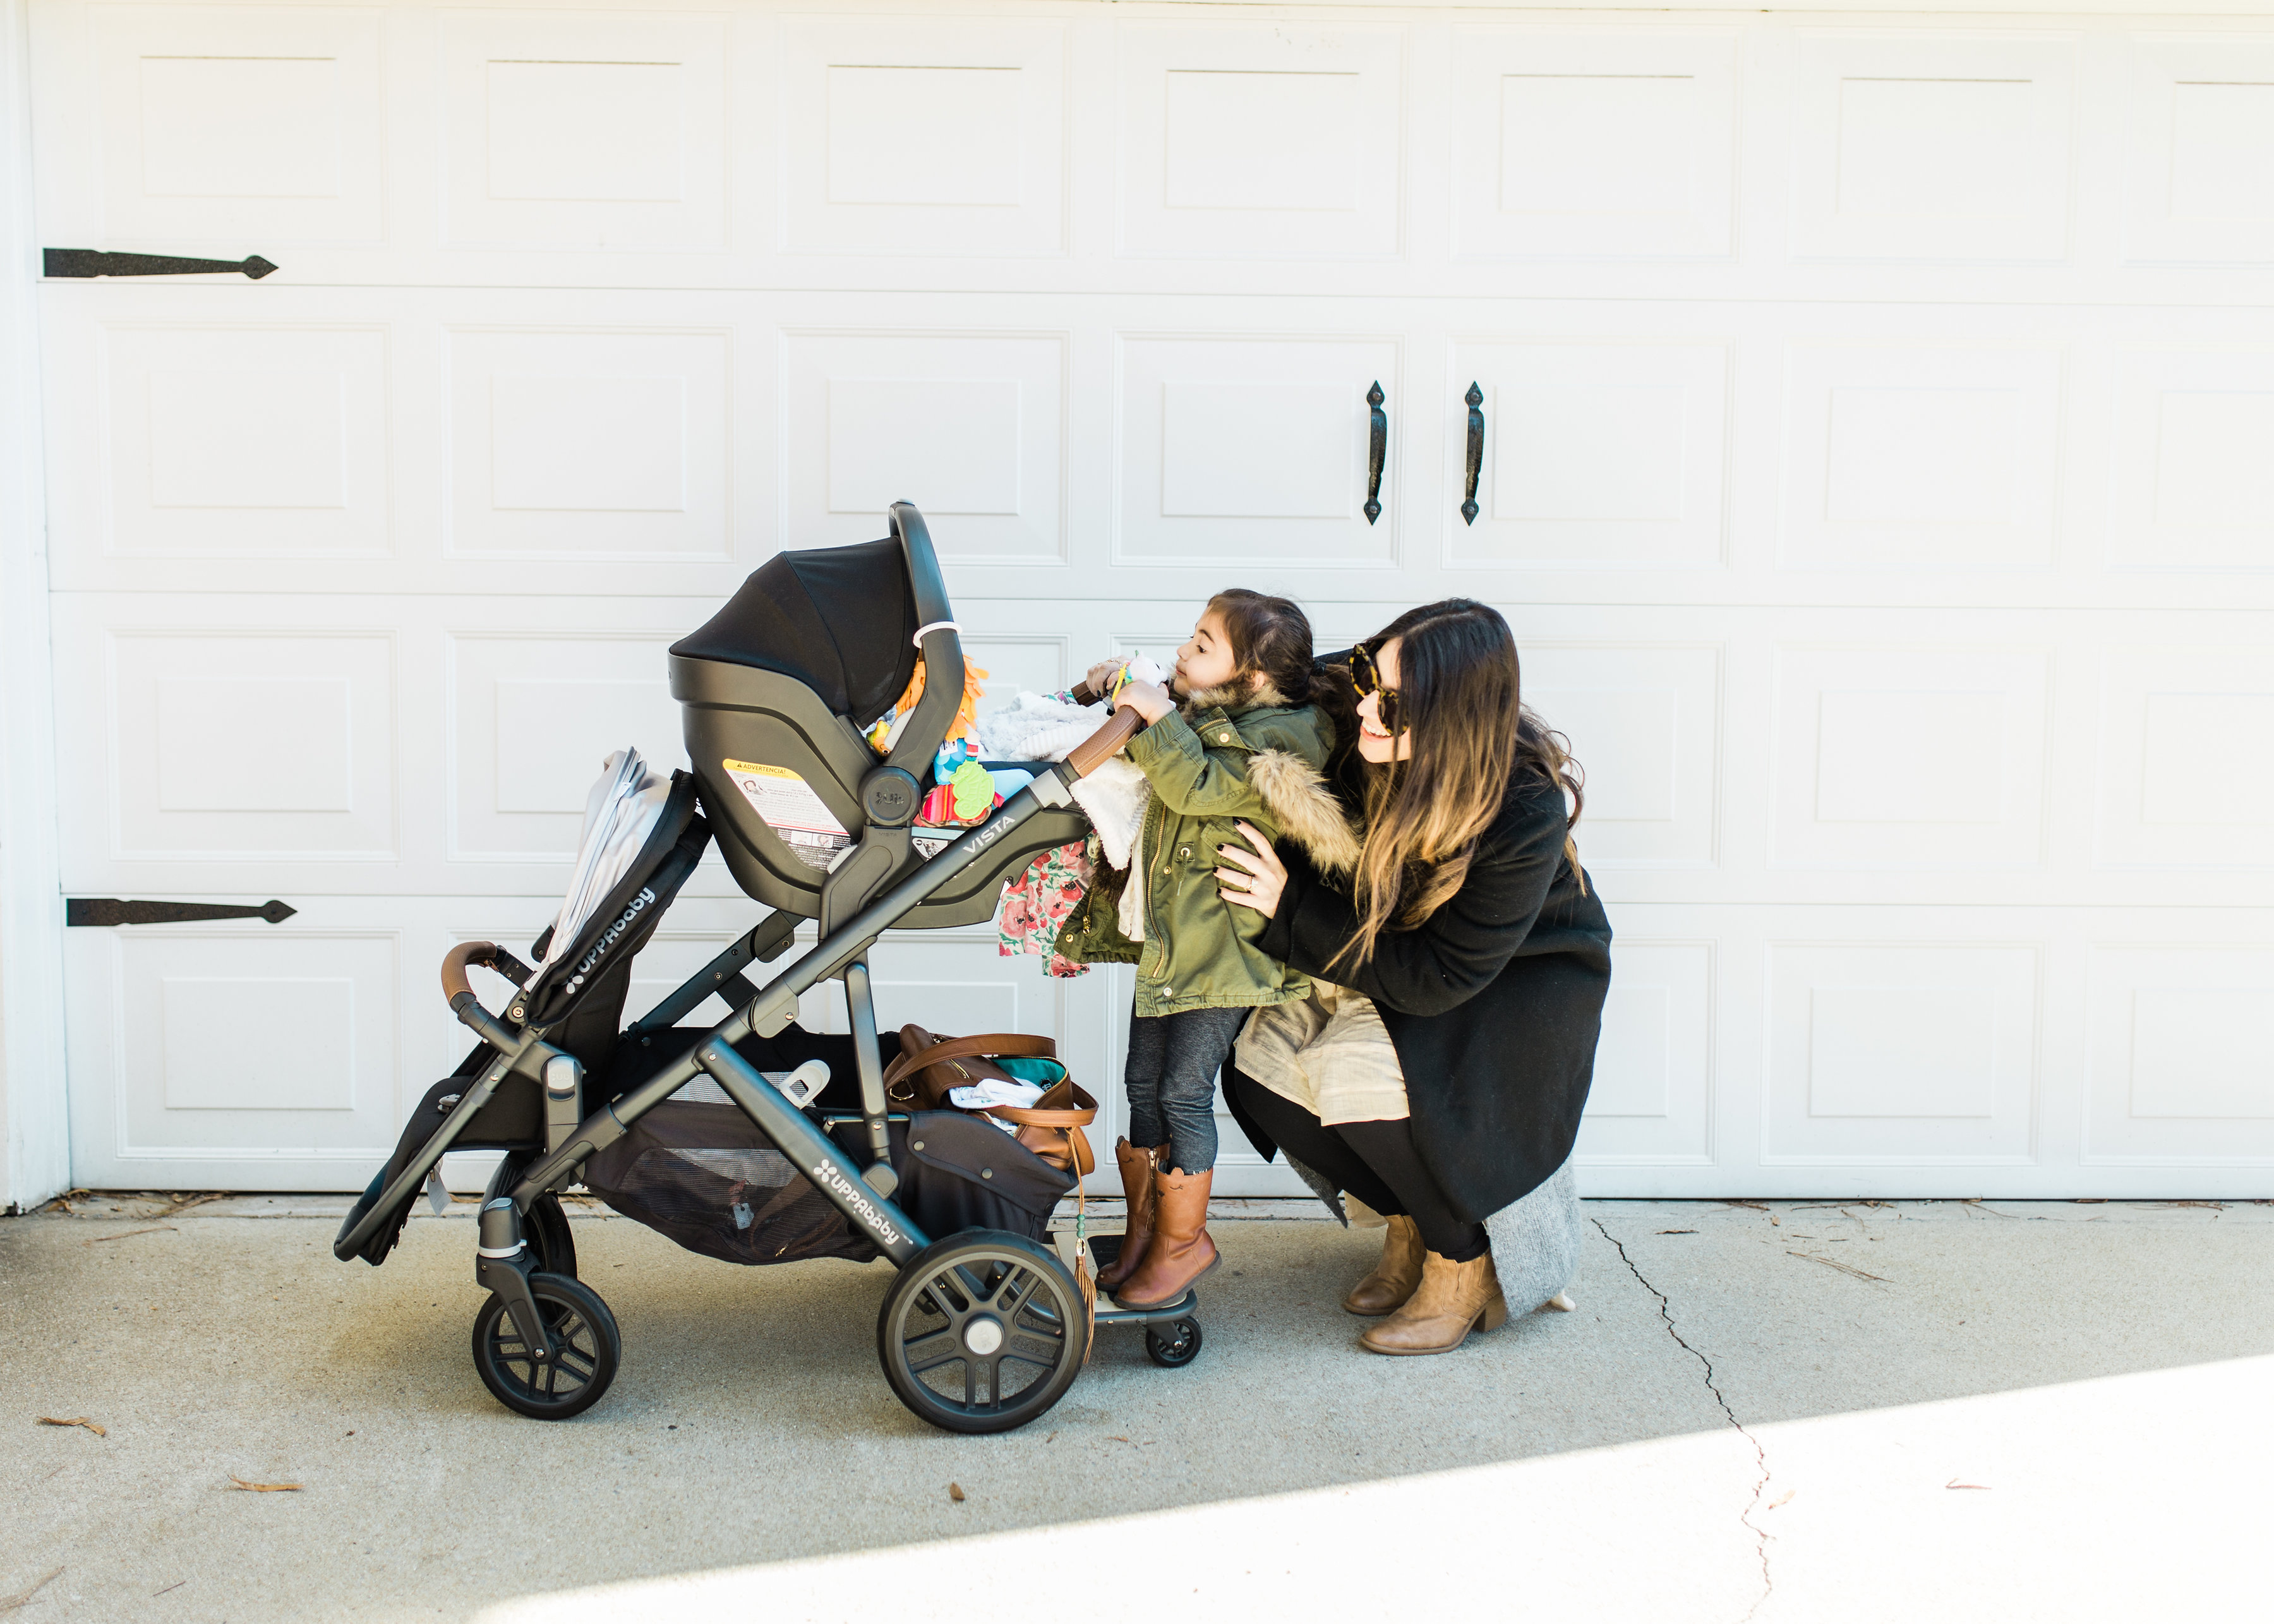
top-left (442, 941), bottom-right (499, 1004)
top-left (1063, 707), bottom-right (1141, 778)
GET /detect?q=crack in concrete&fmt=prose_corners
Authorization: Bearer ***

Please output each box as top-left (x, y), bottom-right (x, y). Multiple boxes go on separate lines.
top-left (1593, 1216), bottom-right (1773, 1621)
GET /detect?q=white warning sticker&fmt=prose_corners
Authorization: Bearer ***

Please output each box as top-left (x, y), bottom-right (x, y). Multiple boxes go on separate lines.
top-left (723, 759), bottom-right (850, 871)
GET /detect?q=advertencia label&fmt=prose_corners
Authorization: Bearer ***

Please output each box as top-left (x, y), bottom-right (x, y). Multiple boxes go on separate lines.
top-left (723, 759), bottom-right (850, 870)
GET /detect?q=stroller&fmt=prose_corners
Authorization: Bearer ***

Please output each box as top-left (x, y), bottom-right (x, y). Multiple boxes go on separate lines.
top-left (334, 503), bottom-right (1203, 1434)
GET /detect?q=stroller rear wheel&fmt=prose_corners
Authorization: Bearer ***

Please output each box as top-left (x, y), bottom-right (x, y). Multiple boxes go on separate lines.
top-left (472, 1273), bottom-right (620, 1421)
top-left (877, 1231), bottom-right (1087, 1435)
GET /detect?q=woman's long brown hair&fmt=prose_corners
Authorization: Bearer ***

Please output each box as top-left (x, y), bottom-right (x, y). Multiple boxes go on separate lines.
top-left (1332, 599), bottom-right (1584, 973)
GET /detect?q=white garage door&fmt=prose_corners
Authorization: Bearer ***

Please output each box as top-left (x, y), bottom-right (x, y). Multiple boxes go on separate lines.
top-left (25, 1), bottom-right (2274, 1198)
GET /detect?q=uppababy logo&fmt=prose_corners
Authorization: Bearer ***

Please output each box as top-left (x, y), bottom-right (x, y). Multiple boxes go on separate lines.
top-left (570, 887), bottom-right (657, 983)
top-left (810, 1159), bottom-right (901, 1247)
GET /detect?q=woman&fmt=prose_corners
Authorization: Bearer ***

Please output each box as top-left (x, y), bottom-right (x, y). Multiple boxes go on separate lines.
top-left (1214, 598), bottom-right (1611, 1357)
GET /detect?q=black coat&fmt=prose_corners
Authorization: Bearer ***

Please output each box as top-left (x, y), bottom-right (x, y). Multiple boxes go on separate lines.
top-left (1227, 759), bottom-right (1613, 1223)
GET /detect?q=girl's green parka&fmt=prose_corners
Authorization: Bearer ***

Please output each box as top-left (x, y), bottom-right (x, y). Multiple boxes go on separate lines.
top-left (1057, 680), bottom-right (1360, 1017)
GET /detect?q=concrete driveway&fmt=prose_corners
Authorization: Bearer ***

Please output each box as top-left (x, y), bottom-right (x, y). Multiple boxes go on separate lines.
top-left (4, 1195), bottom-right (2269, 1622)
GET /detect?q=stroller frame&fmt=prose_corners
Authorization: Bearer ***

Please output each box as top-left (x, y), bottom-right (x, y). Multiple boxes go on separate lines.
top-left (335, 505), bottom-right (1202, 1433)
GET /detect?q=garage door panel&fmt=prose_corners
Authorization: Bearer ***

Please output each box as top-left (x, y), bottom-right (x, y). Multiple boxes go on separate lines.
top-left (1793, 31), bottom-right (2076, 263)
top-left (1765, 941), bottom-right (2041, 1165)
top-left (95, 322), bottom-right (391, 559)
top-left (1449, 339), bottom-right (1730, 568)
top-left (1780, 342), bottom-right (2064, 572)
top-left (1452, 27), bottom-right (1738, 262)
top-left (2109, 346), bottom-right (2274, 572)
top-left (1772, 642), bottom-right (2049, 870)
top-left (65, 917), bottom-right (404, 1189)
top-left (2085, 945), bottom-right (2274, 1162)
top-left (445, 326), bottom-right (732, 561)
top-left (83, 3), bottom-right (387, 248)
top-left (2126, 37), bottom-right (2274, 266)
top-left (1524, 642), bottom-right (1720, 870)
top-left (1574, 939), bottom-right (1715, 1166)
top-left (446, 632), bottom-right (685, 863)
top-left (779, 16), bottom-right (1068, 259)
top-left (782, 329), bottom-right (1068, 562)
top-left (1117, 23), bottom-right (1403, 261)
top-left (2094, 645), bottom-right (2274, 871)
top-left (438, 8), bottom-right (728, 251)
top-left (1116, 335), bottom-right (1399, 565)
top-left (102, 628), bottom-right (397, 864)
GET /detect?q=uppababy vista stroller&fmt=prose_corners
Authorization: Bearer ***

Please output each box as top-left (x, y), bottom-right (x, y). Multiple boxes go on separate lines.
top-left (335, 504), bottom-right (1203, 1433)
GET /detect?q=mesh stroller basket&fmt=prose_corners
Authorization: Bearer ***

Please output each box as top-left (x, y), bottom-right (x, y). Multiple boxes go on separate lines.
top-left (582, 1082), bottom-right (1073, 1266)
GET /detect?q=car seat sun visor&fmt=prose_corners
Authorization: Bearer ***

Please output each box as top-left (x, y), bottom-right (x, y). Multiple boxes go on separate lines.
top-left (538, 747), bottom-right (674, 978)
top-left (668, 536), bottom-right (920, 729)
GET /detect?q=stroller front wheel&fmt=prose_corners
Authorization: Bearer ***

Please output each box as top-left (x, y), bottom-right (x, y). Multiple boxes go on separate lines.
top-left (877, 1230), bottom-right (1087, 1435)
top-left (471, 1273), bottom-right (620, 1421)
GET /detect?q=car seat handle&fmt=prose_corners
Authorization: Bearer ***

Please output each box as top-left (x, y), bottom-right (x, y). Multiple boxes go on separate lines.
top-left (1064, 707), bottom-right (1143, 778)
top-left (885, 503), bottom-right (966, 780)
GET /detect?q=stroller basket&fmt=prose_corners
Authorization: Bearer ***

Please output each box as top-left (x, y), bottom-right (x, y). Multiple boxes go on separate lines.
top-left (335, 503), bottom-right (1198, 1437)
top-left (582, 1085), bottom-right (1073, 1268)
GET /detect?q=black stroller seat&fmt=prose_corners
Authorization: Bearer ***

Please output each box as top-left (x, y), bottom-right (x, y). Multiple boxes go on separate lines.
top-left (334, 504), bottom-right (1200, 1436)
top-left (672, 511), bottom-right (1087, 930)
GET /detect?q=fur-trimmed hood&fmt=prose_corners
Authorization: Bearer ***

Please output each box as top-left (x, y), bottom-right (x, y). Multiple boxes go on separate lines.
top-left (1246, 747), bottom-right (1361, 877)
top-left (1170, 678), bottom-right (1358, 876)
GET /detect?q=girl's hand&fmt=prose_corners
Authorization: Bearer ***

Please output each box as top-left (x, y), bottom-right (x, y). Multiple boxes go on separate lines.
top-left (1083, 658), bottom-right (1126, 699)
top-left (1217, 822), bottom-right (1287, 918)
top-left (1113, 680), bottom-right (1175, 725)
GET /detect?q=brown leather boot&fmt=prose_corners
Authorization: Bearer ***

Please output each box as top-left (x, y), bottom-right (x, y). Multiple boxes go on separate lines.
top-left (1359, 1250), bottom-right (1507, 1356)
top-left (1095, 1139), bottom-right (1164, 1293)
top-left (1343, 1213), bottom-right (1424, 1316)
top-left (1110, 1164), bottom-right (1218, 1309)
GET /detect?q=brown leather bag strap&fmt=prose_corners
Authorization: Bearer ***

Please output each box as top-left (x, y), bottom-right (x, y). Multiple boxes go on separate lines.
top-left (880, 1032), bottom-right (1059, 1095)
top-left (985, 1083), bottom-right (1098, 1130)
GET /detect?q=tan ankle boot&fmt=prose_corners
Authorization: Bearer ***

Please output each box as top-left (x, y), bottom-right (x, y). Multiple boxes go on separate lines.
top-left (1359, 1250), bottom-right (1507, 1356)
top-left (1343, 1214), bottom-right (1424, 1316)
top-left (1110, 1164), bottom-right (1218, 1309)
top-left (1095, 1140), bottom-right (1164, 1293)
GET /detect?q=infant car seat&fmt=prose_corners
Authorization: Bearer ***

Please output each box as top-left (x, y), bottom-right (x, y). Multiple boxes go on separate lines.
top-left (671, 503), bottom-right (1086, 930)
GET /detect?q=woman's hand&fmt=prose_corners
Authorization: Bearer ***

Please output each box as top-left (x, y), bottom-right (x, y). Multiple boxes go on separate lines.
top-left (1217, 822), bottom-right (1287, 917)
top-left (1112, 680), bottom-right (1175, 725)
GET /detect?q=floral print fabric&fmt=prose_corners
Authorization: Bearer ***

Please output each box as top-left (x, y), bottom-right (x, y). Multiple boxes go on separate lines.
top-left (997, 839), bottom-right (1092, 978)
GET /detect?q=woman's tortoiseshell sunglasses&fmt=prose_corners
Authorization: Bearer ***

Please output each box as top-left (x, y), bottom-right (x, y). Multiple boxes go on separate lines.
top-left (1347, 639), bottom-right (1403, 735)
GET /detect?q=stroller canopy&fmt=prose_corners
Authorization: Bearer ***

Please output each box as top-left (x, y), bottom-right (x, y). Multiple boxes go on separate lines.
top-left (671, 538), bottom-right (920, 728)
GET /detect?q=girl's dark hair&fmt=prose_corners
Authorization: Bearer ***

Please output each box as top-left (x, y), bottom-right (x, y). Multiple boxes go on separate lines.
top-left (1207, 589), bottom-right (1317, 707)
top-left (1334, 598), bottom-right (1585, 972)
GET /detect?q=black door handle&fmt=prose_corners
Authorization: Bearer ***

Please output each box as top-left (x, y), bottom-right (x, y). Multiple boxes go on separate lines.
top-left (44, 250), bottom-right (277, 280)
top-left (67, 899), bottom-right (296, 926)
top-left (1364, 380), bottom-right (1387, 526)
top-left (1462, 382), bottom-right (1484, 527)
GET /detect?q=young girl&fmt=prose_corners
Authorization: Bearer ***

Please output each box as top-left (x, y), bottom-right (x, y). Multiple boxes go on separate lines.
top-left (1057, 591), bottom-right (1359, 1308)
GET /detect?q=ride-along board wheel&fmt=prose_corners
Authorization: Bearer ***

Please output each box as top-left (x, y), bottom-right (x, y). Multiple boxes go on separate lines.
top-left (877, 1230), bottom-right (1088, 1435)
top-left (1145, 1316), bottom-right (1203, 1369)
top-left (471, 1273), bottom-right (620, 1420)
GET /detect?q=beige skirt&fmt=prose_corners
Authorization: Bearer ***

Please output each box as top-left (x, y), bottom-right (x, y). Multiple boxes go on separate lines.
top-left (1236, 983), bottom-right (1409, 1126)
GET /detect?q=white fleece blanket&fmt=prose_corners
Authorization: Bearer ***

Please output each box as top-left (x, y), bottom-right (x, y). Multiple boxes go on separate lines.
top-left (972, 668), bottom-right (1164, 871)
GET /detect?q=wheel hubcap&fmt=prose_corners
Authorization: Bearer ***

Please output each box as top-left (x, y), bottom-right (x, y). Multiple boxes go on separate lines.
top-left (963, 1316), bottom-right (1004, 1356)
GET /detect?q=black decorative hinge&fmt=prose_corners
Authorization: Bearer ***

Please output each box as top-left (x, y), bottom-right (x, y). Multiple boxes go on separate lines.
top-left (44, 250), bottom-right (277, 280)
top-left (67, 899), bottom-right (297, 927)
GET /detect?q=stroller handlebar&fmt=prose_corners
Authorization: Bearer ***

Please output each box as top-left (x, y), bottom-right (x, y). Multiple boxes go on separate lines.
top-left (1063, 707), bottom-right (1143, 778)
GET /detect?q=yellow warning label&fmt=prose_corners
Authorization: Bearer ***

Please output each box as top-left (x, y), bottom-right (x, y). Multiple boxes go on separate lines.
top-left (723, 759), bottom-right (850, 870)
